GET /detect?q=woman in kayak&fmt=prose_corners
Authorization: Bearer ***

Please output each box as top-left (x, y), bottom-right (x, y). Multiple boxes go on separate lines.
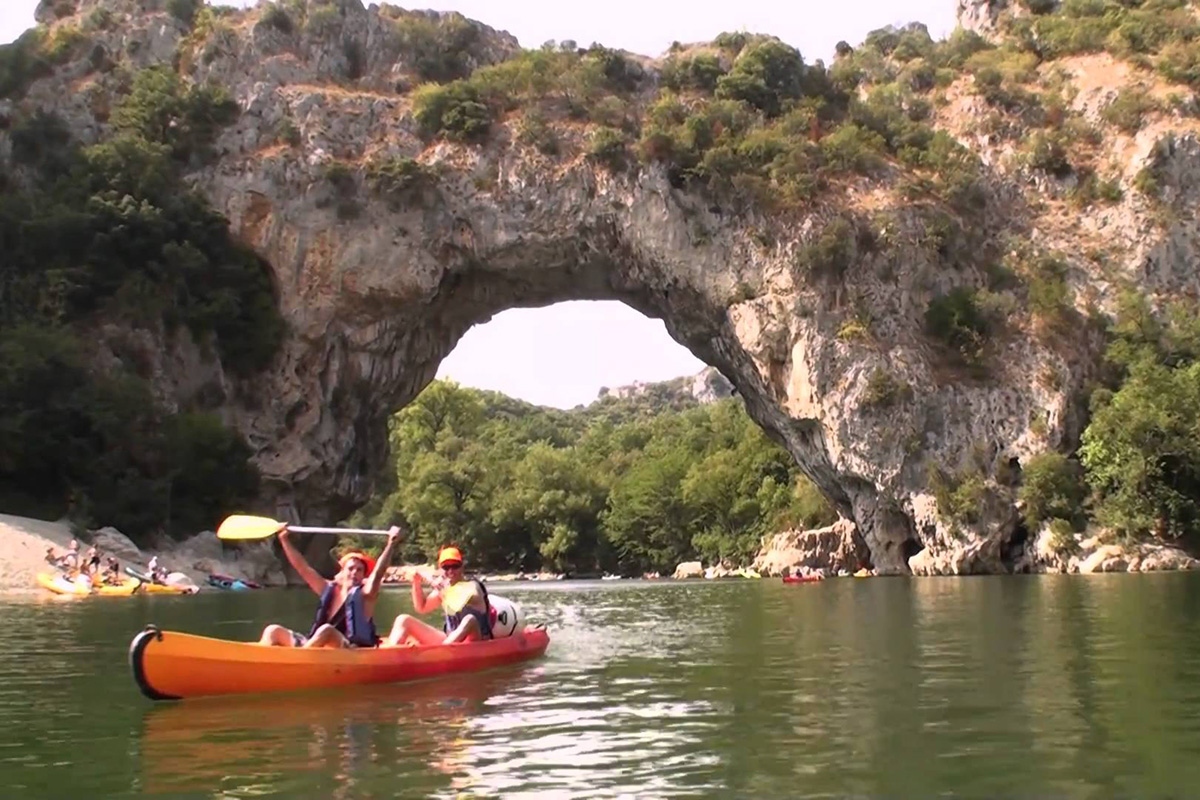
top-left (382, 546), bottom-right (492, 646)
top-left (258, 524), bottom-right (402, 649)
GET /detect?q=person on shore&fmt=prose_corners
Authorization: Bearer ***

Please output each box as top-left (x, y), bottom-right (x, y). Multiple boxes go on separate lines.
top-left (382, 546), bottom-right (492, 647)
top-left (258, 525), bottom-right (403, 649)
top-left (147, 555), bottom-right (166, 584)
top-left (86, 546), bottom-right (101, 577)
top-left (102, 556), bottom-right (121, 585)
top-left (63, 540), bottom-right (79, 571)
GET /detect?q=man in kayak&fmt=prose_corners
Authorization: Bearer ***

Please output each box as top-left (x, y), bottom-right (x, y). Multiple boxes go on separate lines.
top-left (382, 545), bottom-right (493, 646)
top-left (259, 524), bottom-right (402, 649)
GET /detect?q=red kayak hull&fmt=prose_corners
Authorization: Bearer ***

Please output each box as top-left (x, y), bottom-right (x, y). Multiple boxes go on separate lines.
top-left (782, 575), bottom-right (823, 583)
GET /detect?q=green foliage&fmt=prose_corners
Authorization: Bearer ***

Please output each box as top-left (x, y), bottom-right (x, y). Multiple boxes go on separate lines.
top-left (2, 76), bottom-right (282, 375)
top-left (167, 0), bottom-right (201, 26)
top-left (348, 380), bottom-right (832, 574)
top-left (925, 288), bottom-right (990, 366)
top-left (366, 157), bottom-right (438, 209)
top-left (412, 82), bottom-right (491, 142)
top-left (1076, 293), bottom-right (1200, 540)
top-left (516, 109), bottom-right (559, 155)
top-left (1026, 255), bottom-right (1074, 330)
top-left (0, 28), bottom-right (51, 99)
top-left (930, 464), bottom-right (989, 526)
top-left (1081, 358), bottom-right (1200, 539)
top-left (0, 326), bottom-right (259, 543)
top-left (861, 368), bottom-right (912, 409)
top-left (794, 216), bottom-right (870, 279)
top-left (1101, 88), bottom-right (1158, 132)
top-left (111, 67), bottom-right (239, 165)
top-left (392, 12), bottom-right (480, 83)
top-left (715, 39), bottom-right (809, 116)
top-left (661, 51), bottom-right (726, 92)
top-left (1024, 131), bottom-right (1073, 176)
top-left (1046, 517), bottom-right (1079, 554)
top-left (260, 3), bottom-right (295, 34)
top-left (1018, 451), bottom-right (1085, 529)
top-left (586, 127), bottom-right (629, 171)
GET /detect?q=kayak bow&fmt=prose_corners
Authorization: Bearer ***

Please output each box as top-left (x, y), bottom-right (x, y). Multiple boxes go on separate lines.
top-left (129, 625), bottom-right (550, 701)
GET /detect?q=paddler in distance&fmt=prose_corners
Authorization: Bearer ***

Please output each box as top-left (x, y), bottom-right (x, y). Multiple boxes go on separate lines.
top-left (258, 524), bottom-right (403, 648)
top-left (382, 545), bottom-right (493, 646)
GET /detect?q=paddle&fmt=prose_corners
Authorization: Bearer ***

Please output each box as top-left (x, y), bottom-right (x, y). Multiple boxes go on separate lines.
top-left (216, 514), bottom-right (394, 541)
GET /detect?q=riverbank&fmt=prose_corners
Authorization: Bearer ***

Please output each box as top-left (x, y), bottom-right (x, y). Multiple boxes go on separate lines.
top-left (0, 512), bottom-right (283, 594)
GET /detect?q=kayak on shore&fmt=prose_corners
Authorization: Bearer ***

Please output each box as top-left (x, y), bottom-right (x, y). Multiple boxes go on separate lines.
top-left (782, 574), bottom-right (823, 584)
top-left (129, 625), bottom-right (551, 701)
top-left (37, 572), bottom-right (141, 596)
top-left (207, 573), bottom-right (255, 591)
top-left (125, 567), bottom-right (199, 594)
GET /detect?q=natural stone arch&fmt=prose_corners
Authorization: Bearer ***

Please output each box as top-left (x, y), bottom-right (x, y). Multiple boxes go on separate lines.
top-left (215, 162), bottom-right (873, 559)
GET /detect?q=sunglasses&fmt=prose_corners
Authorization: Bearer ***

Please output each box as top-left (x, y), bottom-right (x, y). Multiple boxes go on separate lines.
top-left (441, 561), bottom-right (463, 570)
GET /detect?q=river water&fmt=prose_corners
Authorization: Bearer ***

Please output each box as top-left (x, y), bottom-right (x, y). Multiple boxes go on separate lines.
top-left (2, 574), bottom-right (1200, 798)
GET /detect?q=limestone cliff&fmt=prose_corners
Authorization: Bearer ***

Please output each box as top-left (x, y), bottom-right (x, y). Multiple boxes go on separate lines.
top-left (5, 0), bottom-right (1199, 574)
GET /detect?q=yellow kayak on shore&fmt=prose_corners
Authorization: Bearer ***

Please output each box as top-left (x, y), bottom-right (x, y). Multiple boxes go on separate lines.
top-left (37, 572), bottom-right (142, 596)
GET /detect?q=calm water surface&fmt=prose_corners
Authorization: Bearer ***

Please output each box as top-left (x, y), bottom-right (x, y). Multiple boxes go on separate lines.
top-left (2, 575), bottom-right (1200, 798)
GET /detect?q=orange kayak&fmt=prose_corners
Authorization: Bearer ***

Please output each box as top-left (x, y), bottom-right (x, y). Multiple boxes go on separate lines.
top-left (129, 625), bottom-right (551, 700)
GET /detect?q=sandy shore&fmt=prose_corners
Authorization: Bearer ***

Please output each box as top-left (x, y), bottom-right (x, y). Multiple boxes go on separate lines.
top-left (0, 513), bottom-right (80, 594)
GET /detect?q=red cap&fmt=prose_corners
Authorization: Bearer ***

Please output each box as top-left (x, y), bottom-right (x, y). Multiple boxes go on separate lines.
top-left (438, 546), bottom-right (463, 566)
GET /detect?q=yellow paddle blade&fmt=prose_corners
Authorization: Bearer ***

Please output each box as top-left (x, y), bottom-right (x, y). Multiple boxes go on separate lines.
top-left (216, 515), bottom-right (287, 541)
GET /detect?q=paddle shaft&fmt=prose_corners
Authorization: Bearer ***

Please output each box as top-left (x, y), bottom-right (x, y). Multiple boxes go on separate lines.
top-left (286, 525), bottom-right (393, 536)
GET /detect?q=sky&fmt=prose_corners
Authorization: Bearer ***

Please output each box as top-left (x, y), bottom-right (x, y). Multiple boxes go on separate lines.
top-left (2, 0), bottom-right (958, 408)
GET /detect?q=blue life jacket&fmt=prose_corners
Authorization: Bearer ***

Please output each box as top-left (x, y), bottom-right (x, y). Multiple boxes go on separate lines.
top-left (309, 583), bottom-right (378, 647)
top-left (443, 579), bottom-right (493, 640)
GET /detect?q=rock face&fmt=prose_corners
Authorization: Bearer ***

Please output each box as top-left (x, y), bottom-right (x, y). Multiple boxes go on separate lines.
top-left (754, 519), bottom-right (872, 577)
top-left (1018, 526), bottom-right (1200, 574)
top-left (673, 561), bottom-right (704, 580)
top-left (6, 0), bottom-right (1200, 575)
top-left (955, 0), bottom-right (1011, 34)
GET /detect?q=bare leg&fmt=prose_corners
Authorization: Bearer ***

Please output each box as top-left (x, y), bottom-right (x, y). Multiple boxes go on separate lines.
top-left (303, 624), bottom-right (350, 649)
top-left (382, 614), bottom-right (444, 647)
top-left (259, 624), bottom-right (296, 646)
top-left (442, 615), bottom-right (481, 645)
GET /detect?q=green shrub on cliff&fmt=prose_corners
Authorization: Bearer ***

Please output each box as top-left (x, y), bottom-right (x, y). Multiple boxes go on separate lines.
top-left (925, 288), bottom-right (991, 366)
top-left (111, 67), bottom-right (239, 164)
top-left (391, 11), bottom-right (480, 83)
top-left (413, 82), bottom-right (492, 142)
top-left (0, 28), bottom-right (51, 99)
top-left (1018, 451), bottom-right (1085, 529)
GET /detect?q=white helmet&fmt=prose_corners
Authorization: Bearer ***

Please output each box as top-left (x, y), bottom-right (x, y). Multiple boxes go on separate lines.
top-left (488, 595), bottom-right (525, 639)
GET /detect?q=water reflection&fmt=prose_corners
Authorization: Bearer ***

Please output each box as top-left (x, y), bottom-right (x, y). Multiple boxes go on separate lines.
top-left (139, 668), bottom-right (527, 798)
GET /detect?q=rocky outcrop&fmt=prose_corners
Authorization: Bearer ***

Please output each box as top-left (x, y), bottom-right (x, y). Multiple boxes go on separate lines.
top-left (673, 561), bottom-right (703, 580)
top-left (1017, 525), bottom-right (1199, 574)
top-left (7, 0), bottom-right (1200, 575)
top-left (754, 518), bottom-right (872, 577)
top-left (955, 0), bottom-right (1012, 35)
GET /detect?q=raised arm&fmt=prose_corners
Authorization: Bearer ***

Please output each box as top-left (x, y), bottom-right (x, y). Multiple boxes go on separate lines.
top-left (363, 526), bottom-right (403, 598)
top-left (278, 526), bottom-right (328, 595)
